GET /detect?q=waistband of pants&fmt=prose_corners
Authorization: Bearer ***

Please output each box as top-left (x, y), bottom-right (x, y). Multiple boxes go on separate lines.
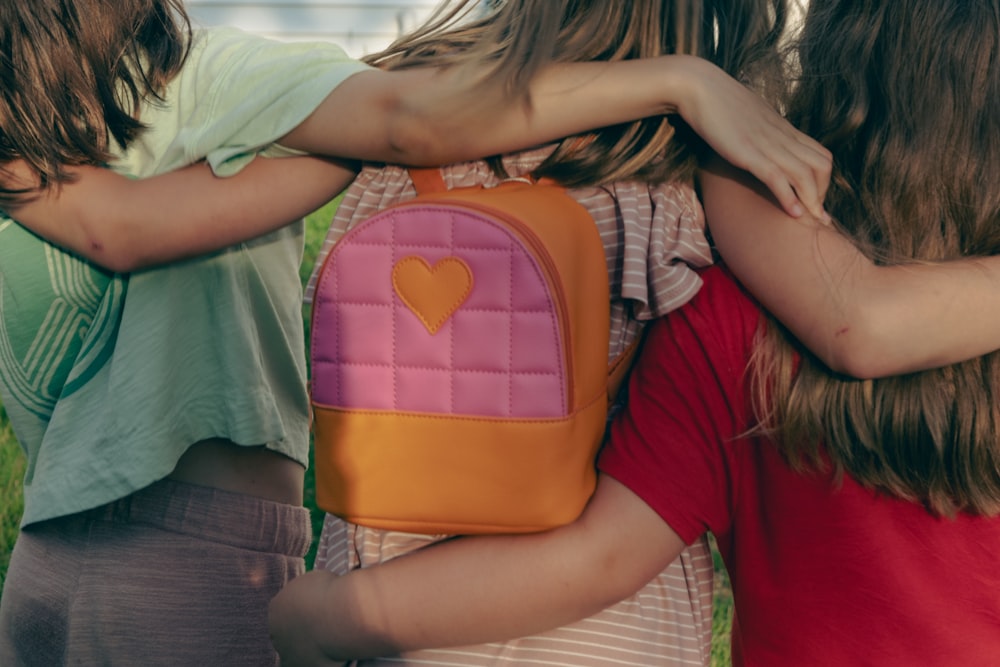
top-left (81, 478), bottom-right (312, 557)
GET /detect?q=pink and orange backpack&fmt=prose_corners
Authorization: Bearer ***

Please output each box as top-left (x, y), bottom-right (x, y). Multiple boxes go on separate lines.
top-left (310, 168), bottom-right (633, 535)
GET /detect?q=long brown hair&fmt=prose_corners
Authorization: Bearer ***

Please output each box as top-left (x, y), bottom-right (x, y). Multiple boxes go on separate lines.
top-left (368, 0), bottom-right (790, 187)
top-left (754, 0), bottom-right (1000, 516)
top-left (0, 0), bottom-right (191, 196)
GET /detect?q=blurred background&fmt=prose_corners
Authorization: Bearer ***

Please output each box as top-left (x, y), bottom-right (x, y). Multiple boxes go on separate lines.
top-left (184, 0), bottom-right (486, 57)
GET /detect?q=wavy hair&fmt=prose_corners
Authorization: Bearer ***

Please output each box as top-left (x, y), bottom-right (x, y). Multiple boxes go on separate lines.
top-left (753, 0), bottom-right (1000, 516)
top-left (367, 0), bottom-right (790, 187)
top-left (0, 0), bottom-right (191, 197)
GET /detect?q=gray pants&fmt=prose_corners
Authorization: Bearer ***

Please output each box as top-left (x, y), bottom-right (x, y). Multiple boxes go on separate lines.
top-left (0, 478), bottom-right (311, 666)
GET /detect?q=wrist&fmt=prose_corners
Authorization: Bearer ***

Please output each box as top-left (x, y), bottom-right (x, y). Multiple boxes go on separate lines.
top-left (656, 54), bottom-right (702, 118)
top-left (657, 54), bottom-right (714, 124)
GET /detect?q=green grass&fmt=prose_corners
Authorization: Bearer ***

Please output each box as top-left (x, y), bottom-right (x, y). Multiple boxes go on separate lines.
top-left (710, 536), bottom-right (734, 665)
top-left (0, 409), bottom-right (25, 596)
top-left (301, 197), bottom-right (342, 567)
top-left (0, 197), bottom-right (736, 664)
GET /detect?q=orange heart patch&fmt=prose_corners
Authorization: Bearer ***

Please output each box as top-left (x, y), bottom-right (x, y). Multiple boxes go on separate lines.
top-left (392, 256), bottom-right (474, 334)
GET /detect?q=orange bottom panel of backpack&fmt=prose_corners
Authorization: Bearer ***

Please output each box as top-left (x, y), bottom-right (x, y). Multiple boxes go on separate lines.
top-left (312, 394), bottom-right (607, 535)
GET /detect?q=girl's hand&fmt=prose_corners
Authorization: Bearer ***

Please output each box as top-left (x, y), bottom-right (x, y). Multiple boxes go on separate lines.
top-left (670, 55), bottom-right (832, 221)
top-left (269, 570), bottom-right (349, 667)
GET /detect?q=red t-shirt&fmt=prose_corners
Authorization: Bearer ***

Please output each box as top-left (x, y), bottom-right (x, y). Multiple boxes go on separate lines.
top-left (599, 266), bottom-right (1000, 667)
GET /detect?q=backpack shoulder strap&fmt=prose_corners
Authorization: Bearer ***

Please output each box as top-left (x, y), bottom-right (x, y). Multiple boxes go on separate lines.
top-left (408, 168), bottom-right (449, 195)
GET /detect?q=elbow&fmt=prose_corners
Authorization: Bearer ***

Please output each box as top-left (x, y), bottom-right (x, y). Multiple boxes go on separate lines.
top-left (381, 88), bottom-right (485, 165)
top-left (97, 255), bottom-right (143, 274)
top-left (84, 244), bottom-right (142, 274)
top-left (823, 343), bottom-right (886, 380)
top-left (378, 67), bottom-right (500, 166)
top-left (80, 237), bottom-right (145, 274)
top-left (587, 551), bottom-right (655, 612)
top-left (819, 311), bottom-right (900, 380)
top-left (76, 220), bottom-right (147, 273)
top-left (565, 523), bottom-right (664, 614)
top-left (383, 111), bottom-right (449, 166)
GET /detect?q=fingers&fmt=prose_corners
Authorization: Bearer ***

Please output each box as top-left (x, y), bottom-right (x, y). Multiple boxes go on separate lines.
top-left (749, 117), bottom-right (832, 222)
top-left (703, 112), bottom-right (832, 222)
top-left (787, 132), bottom-right (833, 221)
top-left (756, 165), bottom-right (806, 219)
top-left (675, 59), bottom-right (832, 220)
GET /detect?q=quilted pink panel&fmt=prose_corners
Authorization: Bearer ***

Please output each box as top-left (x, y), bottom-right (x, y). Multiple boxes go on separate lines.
top-left (312, 204), bottom-right (567, 418)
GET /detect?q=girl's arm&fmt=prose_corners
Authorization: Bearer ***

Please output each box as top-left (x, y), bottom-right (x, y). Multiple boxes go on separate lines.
top-left (6, 55), bottom-right (828, 273)
top-left (282, 54), bottom-right (831, 221)
top-left (3, 156), bottom-right (356, 272)
top-left (7, 56), bottom-right (828, 273)
top-left (268, 476), bottom-right (684, 666)
top-left (701, 158), bottom-right (1000, 378)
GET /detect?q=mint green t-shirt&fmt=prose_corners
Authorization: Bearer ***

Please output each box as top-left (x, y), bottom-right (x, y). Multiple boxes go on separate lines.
top-left (0, 27), bottom-right (370, 526)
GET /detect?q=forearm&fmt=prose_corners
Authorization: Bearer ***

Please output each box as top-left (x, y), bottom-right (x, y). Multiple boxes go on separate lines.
top-left (279, 56), bottom-right (688, 165)
top-left (269, 478), bottom-right (682, 664)
top-left (701, 160), bottom-right (1000, 377)
top-left (274, 529), bottom-right (616, 661)
top-left (6, 157), bottom-right (355, 272)
top-left (283, 55), bottom-right (829, 220)
top-left (840, 259), bottom-right (1000, 376)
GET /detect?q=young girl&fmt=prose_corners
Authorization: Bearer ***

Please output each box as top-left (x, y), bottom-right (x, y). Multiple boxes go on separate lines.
top-left (281, 1), bottom-right (1000, 666)
top-left (267, 1), bottom-right (1000, 666)
top-left (297, 4), bottom-right (790, 665)
top-left (0, 1), bottom-right (832, 665)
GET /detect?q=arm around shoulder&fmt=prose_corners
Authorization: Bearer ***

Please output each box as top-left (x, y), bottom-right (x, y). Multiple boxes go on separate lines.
top-left (281, 55), bottom-right (830, 221)
top-left (4, 157), bottom-right (355, 272)
top-left (278, 60), bottom-right (675, 166)
top-left (268, 477), bottom-right (686, 665)
top-left (701, 158), bottom-right (1000, 378)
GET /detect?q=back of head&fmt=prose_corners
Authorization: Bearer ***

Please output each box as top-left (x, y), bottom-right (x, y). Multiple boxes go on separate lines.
top-left (0, 0), bottom-right (191, 197)
top-left (369, 0), bottom-right (791, 187)
top-left (757, 0), bottom-right (1000, 516)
